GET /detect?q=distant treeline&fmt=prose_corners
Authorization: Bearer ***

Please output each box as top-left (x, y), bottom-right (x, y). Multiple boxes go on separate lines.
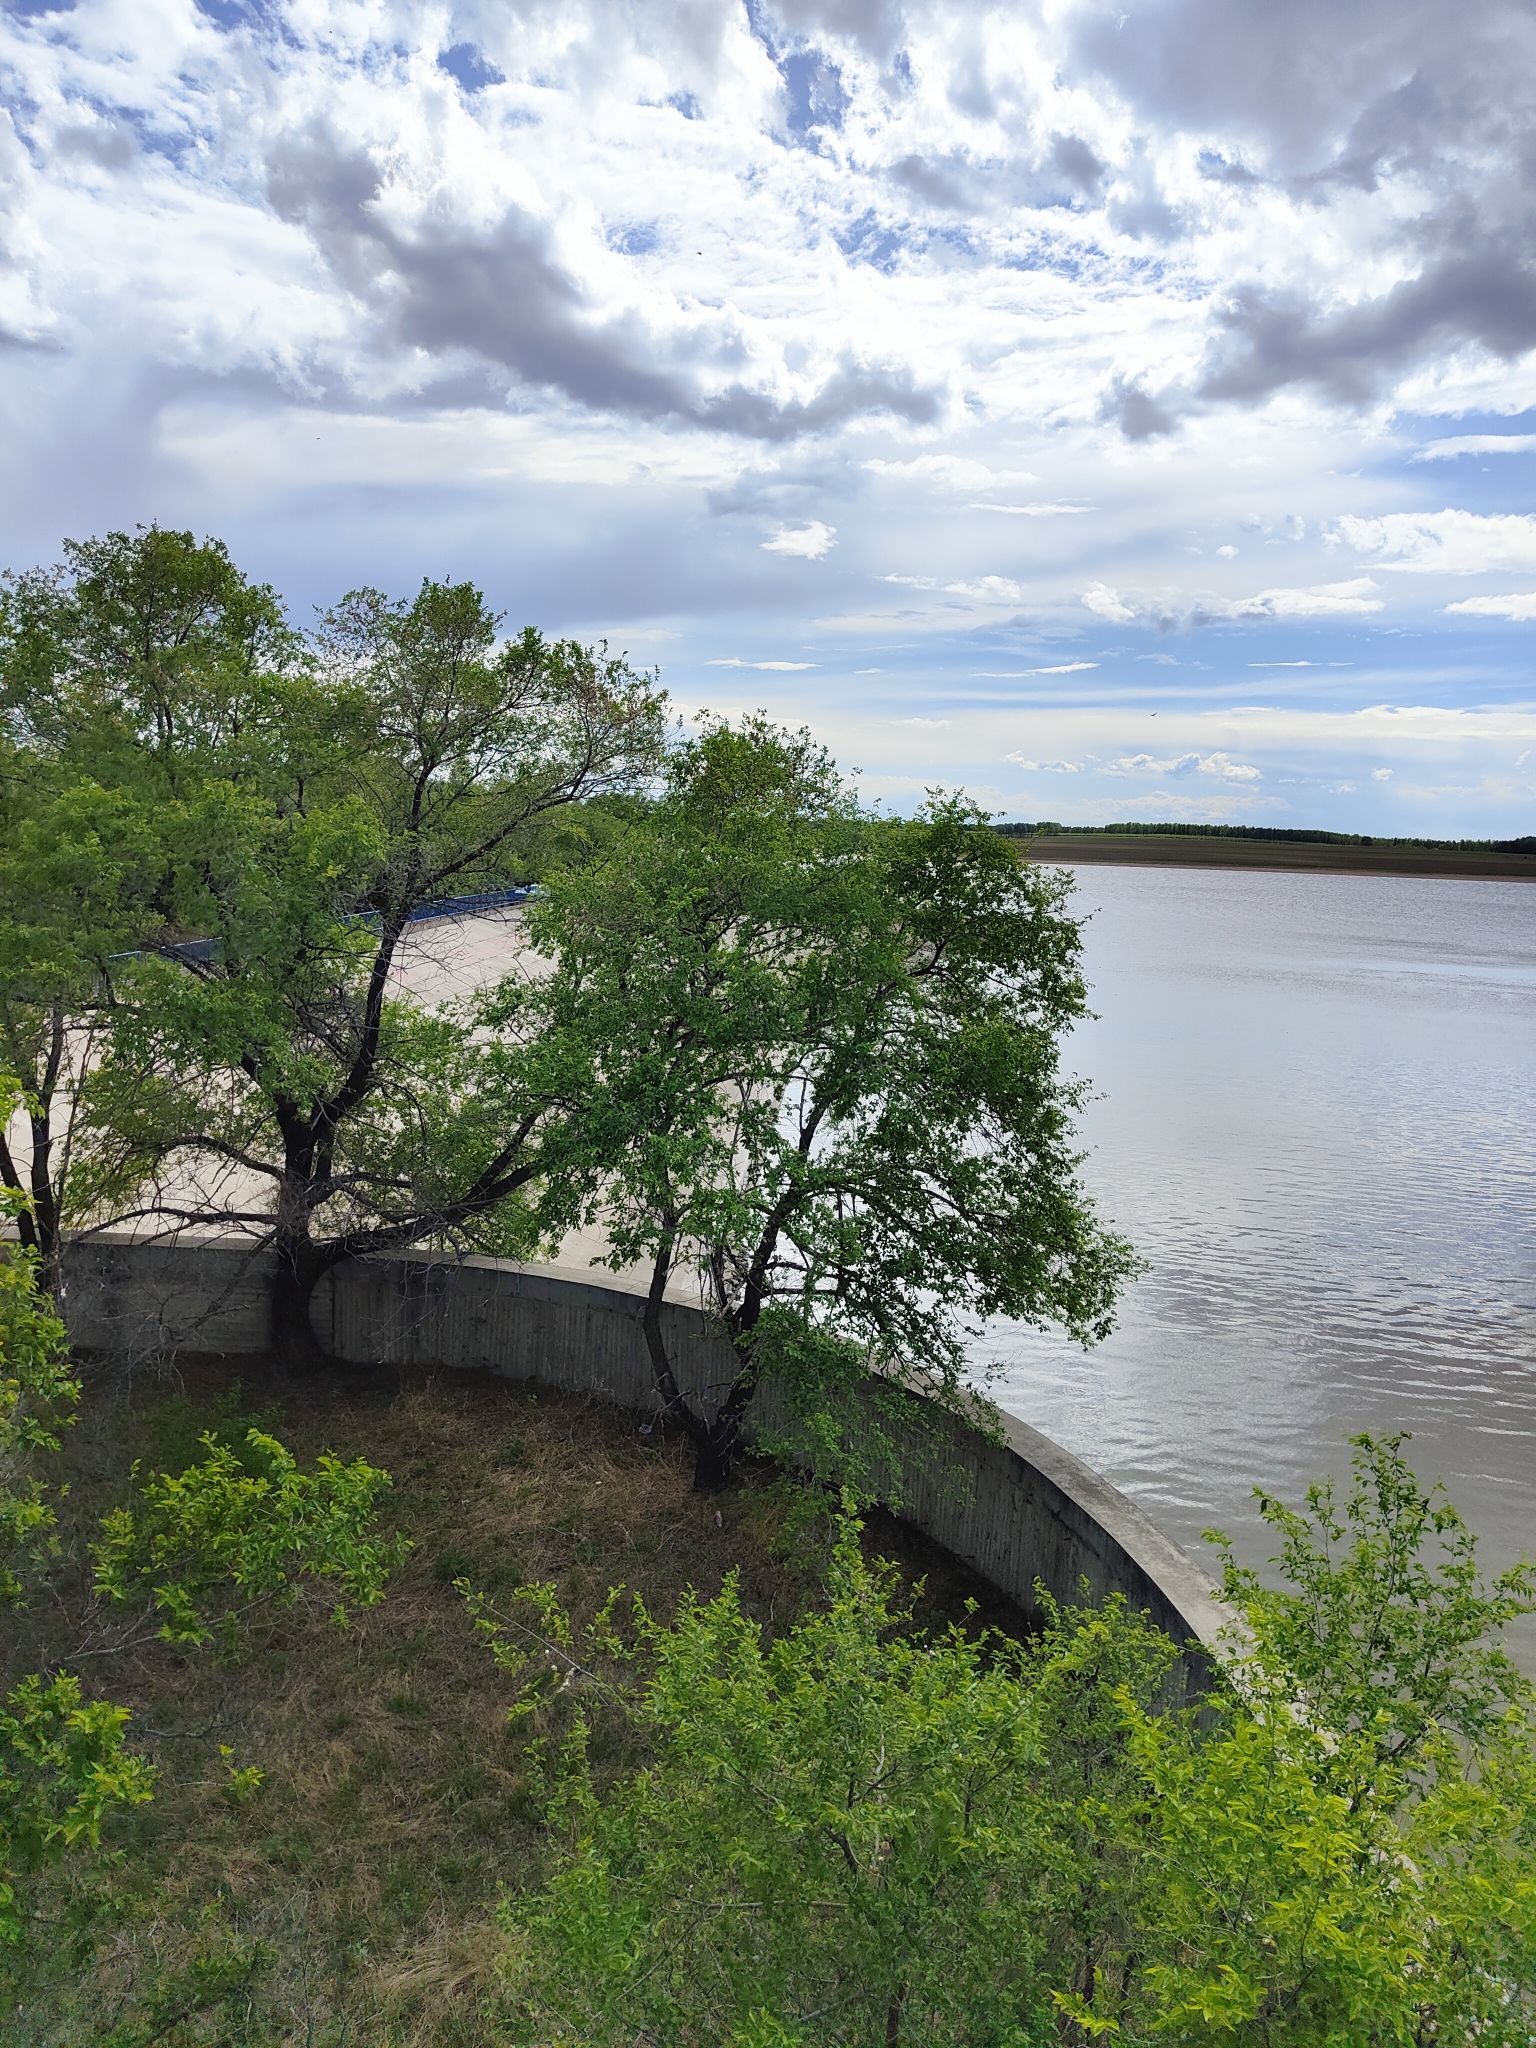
top-left (995, 821), bottom-right (1536, 856)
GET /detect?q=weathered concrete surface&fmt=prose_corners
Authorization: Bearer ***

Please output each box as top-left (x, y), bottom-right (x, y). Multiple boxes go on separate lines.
top-left (60, 1232), bottom-right (1229, 1687)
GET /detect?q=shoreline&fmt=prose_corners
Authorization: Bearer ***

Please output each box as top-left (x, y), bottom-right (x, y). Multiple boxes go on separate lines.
top-left (1015, 835), bottom-right (1536, 883)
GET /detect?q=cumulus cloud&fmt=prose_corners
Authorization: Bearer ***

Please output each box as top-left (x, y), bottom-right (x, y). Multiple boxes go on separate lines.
top-left (262, 121), bottom-right (948, 442)
top-left (1071, 0), bottom-right (1536, 426)
top-left (1006, 755), bottom-right (1087, 772)
top-left (1106, 751), bottom-right (1262, 782)
top-left (1192, 259), bottom-right (1536, 411)
top-left (946, 575), bottom-right (1029, 605)
top-left (1098, 374), bottom-right (1177, 441)
top-left (1412, 434), bottom-right (1536, 462)
top-left (762, 520), bottom-right (838, 558)
top-left (1227, 579), bottom-right (1384, 618)
top-left (1329, 511), bottom-right (1536, 575)
top-left (1082, 583), bottom-right (1137, 624)
top-left (1081, 579), bottom-right (1382, 628)
top-left (1371, 767), bottom-right (1393, 781)
top-left (1442, 592), bottom-right (1536, 620)
top-left (1, 0), bottom-right (1534, 833)
top-left (882, 572), bottom-right (1029, 606)
top-left (863, 457), bottom-right (1041, 492)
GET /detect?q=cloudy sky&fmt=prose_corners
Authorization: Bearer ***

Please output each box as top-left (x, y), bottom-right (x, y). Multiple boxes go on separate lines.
top-left (3, 0), bottom-right (1535, 832)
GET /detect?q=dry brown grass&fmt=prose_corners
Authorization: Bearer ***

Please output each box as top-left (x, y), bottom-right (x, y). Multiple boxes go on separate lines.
top-left (7, 1357), bottom-right (1009, 2047)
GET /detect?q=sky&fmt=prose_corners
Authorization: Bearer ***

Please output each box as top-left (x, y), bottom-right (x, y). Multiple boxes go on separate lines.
top-left (2, 0), bottom-right (1535, 835)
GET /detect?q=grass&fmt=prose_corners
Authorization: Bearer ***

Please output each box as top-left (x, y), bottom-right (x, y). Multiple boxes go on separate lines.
top-left (7, 1358), bottom-right (1008, 2046)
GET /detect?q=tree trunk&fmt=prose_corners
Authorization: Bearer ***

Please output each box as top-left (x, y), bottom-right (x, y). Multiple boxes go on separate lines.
top-left (691, 1415), bottom-right (743, 1493)
top-left (270, 1228), bottom-right (327, 1368)
top-left (26, 1104), bottom-right (62, 1304)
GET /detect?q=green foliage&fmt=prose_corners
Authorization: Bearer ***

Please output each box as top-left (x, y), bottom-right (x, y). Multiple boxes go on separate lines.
top-left (482, 1437), bottom-right (1536, 2046)
top-left (216, 1745), bottom-right (266, 1806)
top-left (132, 1377), bottom-right (282, 1479)
top-left (1, 526), bottom-right (667, 1339)
top-left (1212, 1431), bottom-right (1536, 1772)
top-left (0, 1103), bottom-right (408, 1967)
top-left (0, 1139), bottom-right (78, 1606)
top-left (0, 1671), bottom-right (155, 1948)
top-left (498, 716), bottom-right (1134, 1486)
top-left (93, 1428), bottom-right (409, 1647)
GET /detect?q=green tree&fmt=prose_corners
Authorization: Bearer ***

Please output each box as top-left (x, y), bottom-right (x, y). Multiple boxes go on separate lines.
top-left (0, 528), bottom-right (295, 1294)
top-left (0, 1107), bottom-right (406, 1962)
top-left (1, 529), bottom-right (668, 1353)
top-left (0, 768), bottom-right (168, 1294)
top-left (496, 718), bottom-right (1133, 1487)
top-left (475, 1437), bottom-right (1536, 2046)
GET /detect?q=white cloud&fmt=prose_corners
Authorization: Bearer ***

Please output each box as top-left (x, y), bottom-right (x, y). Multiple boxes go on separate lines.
top-left (2, 0), bottom-right (1535, 835)
top-left (863, 457), bottom-right (1039, 492)
top-left (1083, 579), bottom-right (1382, 626)
top-left (762, 522), bottom-right (837, 559)
top-left (946, 576), bottom-right (1029, 605)
top-left (1442, 592), bottom-right (1536, 620)
top-left (706, 656), bottom-right (819, 670)
top-left (1412, 435), bottom-right (1536, 462)
top-left (967, 501), bottom-right (1093, 517)
top-left (1006, 755), bottom-right (1086, 772)
top-left (1106, 751), bottom-right (1262, 782)
top-left (974, 662), bottom-right (1099, 677)
top-left (898, 716), bottom-right (950, 727)
top-left (883, 572), bottom-right (1029, 608)
top-left (1216, 544), bottom-right (1239, 558)
top-left (1328, 511), bottom-right (1536, 575)
top-left (1371, 767), bottom-right (1393, 781)
top-left (1226, 580), bottom-right (1382, 618)
top-left (1082, 583), bottom-right (1137, 623)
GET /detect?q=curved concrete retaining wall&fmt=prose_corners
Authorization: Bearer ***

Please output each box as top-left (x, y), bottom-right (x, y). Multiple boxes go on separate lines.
top-left (60, 1232), bottom-right (1228, 1691)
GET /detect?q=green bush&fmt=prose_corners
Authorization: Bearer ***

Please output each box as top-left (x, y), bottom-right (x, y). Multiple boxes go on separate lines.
top-left (475, 1440), bottom-right (1536, 2047)
top-left (0, 1161), bottom-right (408, 1974)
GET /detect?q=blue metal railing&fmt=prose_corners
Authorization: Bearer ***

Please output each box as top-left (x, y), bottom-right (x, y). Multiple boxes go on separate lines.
top-left (403, 886), bottom-right (535, 923)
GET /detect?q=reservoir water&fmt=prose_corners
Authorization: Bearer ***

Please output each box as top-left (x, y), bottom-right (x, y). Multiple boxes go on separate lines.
top-left (977, 863), bottom-right (1536, 1660)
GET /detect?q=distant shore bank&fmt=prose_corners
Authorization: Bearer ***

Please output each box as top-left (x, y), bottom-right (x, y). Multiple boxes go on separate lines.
top-left (1015, 834), bottom-right (1536, 883)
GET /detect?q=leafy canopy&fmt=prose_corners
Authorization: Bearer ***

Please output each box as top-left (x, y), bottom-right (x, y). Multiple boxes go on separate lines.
top-left (497, 716), bottom-right (1135, 1482)
top-left (0, 526), bottom-right (667, 1323)
top-left (477, 1435), bottom-right (1536, 2047)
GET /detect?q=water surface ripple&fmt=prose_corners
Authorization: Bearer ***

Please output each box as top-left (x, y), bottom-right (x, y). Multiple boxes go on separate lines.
top-left (975, 865), bottom-right (1536, 1664)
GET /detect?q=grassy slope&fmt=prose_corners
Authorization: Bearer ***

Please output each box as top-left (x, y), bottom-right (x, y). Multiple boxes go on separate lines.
top-left (9, 1362), bottom-right (1004, 2047)
top-left (1016, 833), bottom-right (1536, 881)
